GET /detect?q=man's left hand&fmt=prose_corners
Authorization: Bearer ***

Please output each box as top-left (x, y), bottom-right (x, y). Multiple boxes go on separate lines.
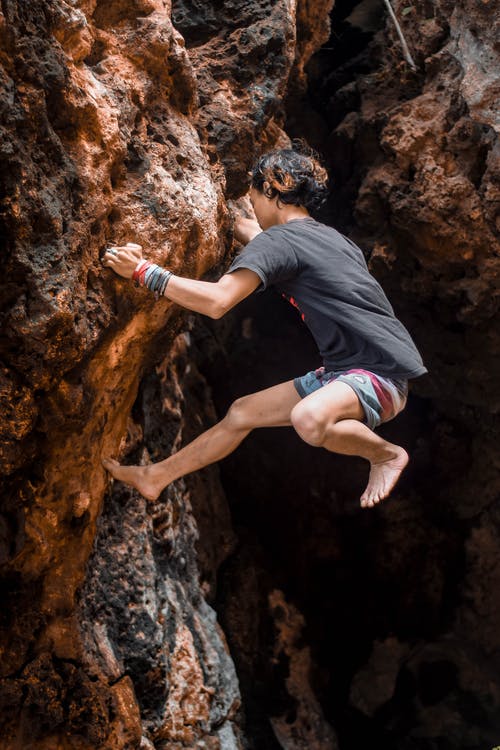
top-left (234, 216), bottom-right (261, 245)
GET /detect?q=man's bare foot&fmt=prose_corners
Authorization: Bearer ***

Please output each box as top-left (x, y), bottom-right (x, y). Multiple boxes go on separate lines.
top-left (102, 458), bottom-right (164, 501)
top-left (360, 446), bottom-right (409, 509)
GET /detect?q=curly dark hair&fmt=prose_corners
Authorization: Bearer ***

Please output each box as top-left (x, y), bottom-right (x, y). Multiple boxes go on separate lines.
top-left (251, 141), bottom-right (329, 213)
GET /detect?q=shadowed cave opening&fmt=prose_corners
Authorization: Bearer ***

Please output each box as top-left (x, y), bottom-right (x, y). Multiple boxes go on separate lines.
top-left (191, 294), bottom-right (464, 750)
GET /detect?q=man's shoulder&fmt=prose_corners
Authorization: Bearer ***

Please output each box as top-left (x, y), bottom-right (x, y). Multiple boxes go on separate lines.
top-left (246, 223), bottom-right (298, 251)
top-left (273, 218), bottom-right (345, 243)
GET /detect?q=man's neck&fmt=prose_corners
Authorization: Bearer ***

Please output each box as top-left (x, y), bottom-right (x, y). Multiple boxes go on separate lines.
top-left (274, 205), bottom-right (311, 225)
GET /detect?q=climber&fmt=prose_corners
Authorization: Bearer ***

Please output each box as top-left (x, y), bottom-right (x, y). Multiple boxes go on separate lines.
top-left (102, 145), bottom-right (427, 508)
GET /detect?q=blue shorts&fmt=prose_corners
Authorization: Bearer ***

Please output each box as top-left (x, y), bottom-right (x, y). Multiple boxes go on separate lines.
top-left (294, 367), bottom-right (409, 430)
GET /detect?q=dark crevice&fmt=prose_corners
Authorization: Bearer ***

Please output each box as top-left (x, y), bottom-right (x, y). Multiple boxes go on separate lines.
top-left (195, 288), bottom-right (495, 748)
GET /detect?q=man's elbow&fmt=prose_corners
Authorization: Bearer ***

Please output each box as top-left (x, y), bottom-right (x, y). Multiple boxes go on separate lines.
top-left (209, 299), bottom-right (231, 319)
top-left (210, 302), bottom-right (231, 320)
top-left (209, 278), bottom-right (245, 318)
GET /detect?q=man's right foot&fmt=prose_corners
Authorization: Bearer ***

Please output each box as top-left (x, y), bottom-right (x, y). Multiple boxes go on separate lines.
top-left (360, 446), bottom-right (409, 509)
top-left (102, 458), bottom-right (164, 501)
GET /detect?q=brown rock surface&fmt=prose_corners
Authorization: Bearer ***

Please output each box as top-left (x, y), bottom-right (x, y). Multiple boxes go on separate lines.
top-left (0, 0), bottom-right (329, 747)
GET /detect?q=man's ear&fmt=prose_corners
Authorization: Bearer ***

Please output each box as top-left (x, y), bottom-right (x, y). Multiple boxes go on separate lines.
top-left (262, 180), bottom-right (274, 199)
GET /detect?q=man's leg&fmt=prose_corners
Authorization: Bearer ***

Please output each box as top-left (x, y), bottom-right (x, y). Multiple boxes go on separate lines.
top-left (103, 380), bottom-right (301, 500)
top-left (290, 381), bottom-right (409, 508)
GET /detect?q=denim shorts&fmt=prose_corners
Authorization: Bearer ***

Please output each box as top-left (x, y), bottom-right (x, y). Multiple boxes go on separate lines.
top-left (294, 367), bottom-right (409, 430)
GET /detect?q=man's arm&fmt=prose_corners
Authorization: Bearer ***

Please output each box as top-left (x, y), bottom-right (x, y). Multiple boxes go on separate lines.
top-left (102, 243), bottom-right (260, 319)
top-left (162, 269), bottom-right (260, 318)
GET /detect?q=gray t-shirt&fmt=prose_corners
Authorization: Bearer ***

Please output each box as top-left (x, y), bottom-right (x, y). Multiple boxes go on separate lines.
top-left (227, 217), bottom-right (427, 380)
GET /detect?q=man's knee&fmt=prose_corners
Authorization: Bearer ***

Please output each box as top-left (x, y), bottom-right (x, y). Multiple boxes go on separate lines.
top-left (225, 396), bottom-right (254, 431)
top-left (290, 402), bottom-right (327, 447)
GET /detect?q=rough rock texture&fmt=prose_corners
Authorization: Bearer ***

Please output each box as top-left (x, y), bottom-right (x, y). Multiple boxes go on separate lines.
top-left (1, 0), bottom-right (500, 749)
top-left (0, 0), bottom-right (332, 747)
top-left (78, 335), bottom-right (242, 749)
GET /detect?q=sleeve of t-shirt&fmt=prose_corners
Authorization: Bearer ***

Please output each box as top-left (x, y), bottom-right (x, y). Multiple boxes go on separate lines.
top-left (226, 228), bottom-right (299, 291)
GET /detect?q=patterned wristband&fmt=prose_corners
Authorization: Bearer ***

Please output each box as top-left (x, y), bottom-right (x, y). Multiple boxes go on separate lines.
top-left (133, 260), bottom-right (150, 286)
top-left (133, 260), bottom-right (173, 297)
top-left (144, 264), bottom-right (173, 297)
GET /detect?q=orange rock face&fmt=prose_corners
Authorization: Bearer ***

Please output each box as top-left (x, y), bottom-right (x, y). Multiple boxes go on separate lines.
top-left (0, 0), bottom-right (332, 747)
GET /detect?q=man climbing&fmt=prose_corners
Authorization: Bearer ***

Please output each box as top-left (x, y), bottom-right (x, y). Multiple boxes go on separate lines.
top-left (102, 145), bottom-right (427, 508)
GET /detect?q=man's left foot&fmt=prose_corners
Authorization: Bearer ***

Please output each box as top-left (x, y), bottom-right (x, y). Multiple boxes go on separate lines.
top-left (102, 457), bottom-right (164, 501)
top-left (360, 446), bottom-right (409, 508)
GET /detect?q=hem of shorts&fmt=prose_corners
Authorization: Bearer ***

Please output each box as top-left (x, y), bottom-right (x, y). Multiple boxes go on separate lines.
top-left (293, 377), bottom-right (308, 399)
top-left (334, 378), bottom-right (377, 430)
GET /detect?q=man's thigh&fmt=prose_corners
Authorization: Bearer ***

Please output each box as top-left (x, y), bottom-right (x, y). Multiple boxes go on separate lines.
top-left (298, 380), bottom-right (365, 423)
top-left (231, 379), bottom-right (302, 428)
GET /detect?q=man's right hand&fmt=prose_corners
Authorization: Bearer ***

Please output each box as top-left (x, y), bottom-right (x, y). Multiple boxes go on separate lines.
top-left (102, 242), bottom-right (143, 279)
top-left (233, 216), bottom-right (262, 245)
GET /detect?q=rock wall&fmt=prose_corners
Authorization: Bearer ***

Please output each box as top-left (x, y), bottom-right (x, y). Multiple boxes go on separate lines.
top-left (1, 0), bottom-right (500, 749)
top-left (0, 0), bottom-right (334, 748)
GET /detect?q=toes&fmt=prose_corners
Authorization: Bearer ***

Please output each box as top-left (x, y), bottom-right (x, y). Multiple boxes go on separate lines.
top-left (361, 489), bottom-right (381, 508)
top-left (102, 457), bottom-right (119, 469)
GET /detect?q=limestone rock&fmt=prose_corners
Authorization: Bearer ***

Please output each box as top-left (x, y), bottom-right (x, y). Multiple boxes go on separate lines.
top-left (0, 0), bottom-right (329, 746)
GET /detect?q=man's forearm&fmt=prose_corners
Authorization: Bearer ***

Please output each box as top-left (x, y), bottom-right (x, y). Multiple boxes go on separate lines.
top-left (163, 275), bottom-right (226, 319)
top-left (102, 242), bottom-right (259, 318)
